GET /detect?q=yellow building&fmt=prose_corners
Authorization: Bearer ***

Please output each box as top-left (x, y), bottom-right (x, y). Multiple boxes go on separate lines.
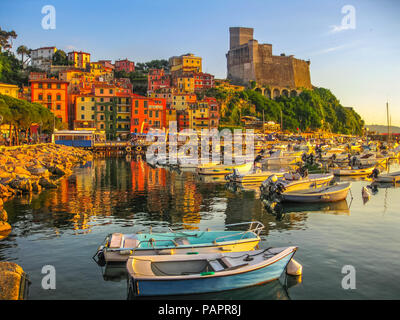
top-left (90, 62), bottom-right (114, 81)
top-left (169, 53), bottom-right (202, 73)
top-left (0, 83), bottom-right (19, 98)
top-left (68, 51), bottom-right (91, 69)
top-left (116, 95), bottom-right (131, 137)
top-left (74, 95), bottom-right (96, 129)
top-left (176, 76), bottom-right (195, 93)
top-left (189, 101), bottom-right (210, 131)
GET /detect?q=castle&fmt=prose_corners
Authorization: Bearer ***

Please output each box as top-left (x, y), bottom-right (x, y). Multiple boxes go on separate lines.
top-left (226, 27), bottom-right (312, 98)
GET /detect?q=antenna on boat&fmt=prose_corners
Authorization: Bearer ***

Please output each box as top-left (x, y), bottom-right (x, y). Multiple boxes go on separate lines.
top-left (386, 101), bottom-right (390, 144)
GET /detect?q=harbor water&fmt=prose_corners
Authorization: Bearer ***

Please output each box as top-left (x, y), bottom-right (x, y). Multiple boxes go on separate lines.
top-left (1, 157), bottom-right (399, 299)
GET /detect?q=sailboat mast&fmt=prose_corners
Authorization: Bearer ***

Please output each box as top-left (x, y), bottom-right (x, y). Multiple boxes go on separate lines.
top-left (386, 102), bottom-right (390, 143)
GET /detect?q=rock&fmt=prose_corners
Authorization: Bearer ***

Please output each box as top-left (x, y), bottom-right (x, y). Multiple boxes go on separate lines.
top-left (0, 197), bottom-right (3, 207)
top-left (0, 221), bottom-right (11, 233)
top-left (8, 179), bottom-right (32, 193)
top-left (0, 262), bottom-right (29, 300)
top-left (14, 167), bottom-right (31, 177)
top-left (39, 177), bottom-right (57, 189)
top-left (0, 228), bottom-right (11, 241)
top-left (0, 208), bottom-right (7, 221)
top-left (48, 165), bottom-right (66, 176)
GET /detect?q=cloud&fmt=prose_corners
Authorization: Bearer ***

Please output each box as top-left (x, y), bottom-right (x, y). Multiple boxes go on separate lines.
top-left (311, 43), bottom-right (354, 56)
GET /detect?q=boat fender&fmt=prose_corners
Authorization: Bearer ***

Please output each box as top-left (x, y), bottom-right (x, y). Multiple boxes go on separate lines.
top-left (136, 146), bottom-right (142, 152)
top-left (119, 250), bottom-right (133, 255)
top-left (286, 258), bottom-right (302, 276)
top-left (126, 146), bottom-right (131, 153)
top-left (95, 250), bottom-right (106, 267)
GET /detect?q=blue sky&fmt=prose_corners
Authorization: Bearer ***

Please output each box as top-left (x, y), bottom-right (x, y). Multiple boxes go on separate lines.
top-left (1, 0), bottom-right (399, 126)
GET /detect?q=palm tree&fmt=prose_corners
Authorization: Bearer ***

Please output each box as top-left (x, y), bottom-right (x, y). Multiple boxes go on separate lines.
top-left (16, 45), bottom-right (31, 68)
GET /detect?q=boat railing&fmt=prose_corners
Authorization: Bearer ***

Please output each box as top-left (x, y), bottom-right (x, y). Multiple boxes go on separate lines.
top-left (212, 221), bottom-right (265, 243)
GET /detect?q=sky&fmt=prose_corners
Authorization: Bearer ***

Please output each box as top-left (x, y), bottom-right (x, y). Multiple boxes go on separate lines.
top-left (1, 0), bottom-right (399, 126)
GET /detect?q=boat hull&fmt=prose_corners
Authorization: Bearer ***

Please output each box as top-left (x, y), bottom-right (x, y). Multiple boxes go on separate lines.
top-left (104, 239), bottom-right (260, 262)
top-left (280, 183), bottom-right (351, 203)
top-left (129, 249), bottom-right (296, 296)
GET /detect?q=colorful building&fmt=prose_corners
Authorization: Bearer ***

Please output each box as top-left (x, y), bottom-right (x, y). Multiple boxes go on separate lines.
top-left (115, 59), bottom-right (135, 73)
top-left (30, 47), bottom-right (57, 71)
top-left (68, 51), bottom-right (91, 69)
top-left (147, 69), bottom-right (171, 93)
top-left (189, 97), bottom-right (219, 131)
top-left (130, 95), bottom-right (166, 134)
top-left (169, 53), bottom-right (202, 73)
top-left (0, 83), bottom-right (19, 98)
top-left (30, 79), bottom-right (69, 124)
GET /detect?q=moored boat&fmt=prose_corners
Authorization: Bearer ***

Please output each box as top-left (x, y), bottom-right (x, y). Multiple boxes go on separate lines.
top-left (279, 182), bottom-right (351, 203)
top-left (332, 166), bottom-right (375, 176)
top-left (373, 170), bottom-right (400, 183)
top-left (197, 161), bottom-right (253, 176)
top-left (93, 221), bottom-right (264, 264)
top-left (261, 172), bottom-right (334, 195)
top-left (126, 246), bottom-right (298, 297)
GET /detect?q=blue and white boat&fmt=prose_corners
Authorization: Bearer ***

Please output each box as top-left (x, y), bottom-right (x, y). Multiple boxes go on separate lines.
top-left (93, 221), bottom-right (265, 264)
top-left (126, 246), bottom-right (298, 297)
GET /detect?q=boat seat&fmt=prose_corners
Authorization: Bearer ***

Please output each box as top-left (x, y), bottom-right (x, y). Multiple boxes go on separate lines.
top-left (220, 256), bottom-right (234, 268)
top-left (208, 259), bottom-right (225, 272)
top-left (109, 233), bottom-right (123, 248)
top-left (123, 238), bottom-right (139, 249)
top-left (174, 237), bottom-right (190, 246)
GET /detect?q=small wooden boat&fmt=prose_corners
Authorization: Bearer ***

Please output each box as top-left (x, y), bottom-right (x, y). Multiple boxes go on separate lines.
top-left (332, 166), bottom-right (375, 176)
top-left (127, 246), bottom-right (298, 297)
top-left (226, 169), bottom-right (288, 184)
top-left (280, 182), bottom-right (351, 203)
top-left (374, 170), bottom-right (400, 183)
top-left (197, 162), bottom-right (253, 176)
top-left (261, 173), bottom-right (334, 195)
top-left (94, 221), bottom-right (264, 264)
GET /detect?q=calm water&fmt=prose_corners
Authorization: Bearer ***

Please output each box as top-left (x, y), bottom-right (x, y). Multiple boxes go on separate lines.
top-left (1, 157), bottom-right (399, 300)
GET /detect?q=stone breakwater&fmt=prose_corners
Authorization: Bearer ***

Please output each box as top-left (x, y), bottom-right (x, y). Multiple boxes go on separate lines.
top-left (0, 144), bottom-right (92, 299)
top-left (0, 144), bottom-right (93, 235)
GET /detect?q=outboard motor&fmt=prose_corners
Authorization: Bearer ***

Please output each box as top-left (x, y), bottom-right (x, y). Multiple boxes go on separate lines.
top-left (369, 168), bottom-right (380, 179)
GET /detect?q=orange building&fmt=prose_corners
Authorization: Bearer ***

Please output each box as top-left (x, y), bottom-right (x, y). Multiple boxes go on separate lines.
top-left (130, 94), bottom-right (166, 134)
top-left (30, 79), bottom-right (69, 124)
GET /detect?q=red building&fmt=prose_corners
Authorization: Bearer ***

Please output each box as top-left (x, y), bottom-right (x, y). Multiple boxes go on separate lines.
top-left (205, 97), bottom-right (220, 128)
top-left (115, 59), bottom-right (135, 73)
top-left (147, 69), bottom-right (171, 93)
top-left (194, 72), bottom-right (214, 91)
top-left (130, 94), bottom-right (166, 134)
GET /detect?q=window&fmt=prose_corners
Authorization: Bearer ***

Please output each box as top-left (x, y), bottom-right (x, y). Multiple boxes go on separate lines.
top-left (135, 109), bottom-right (138, 114)
top-left (81, 115), bottom-right (85, 120)
top-left (47, 83), bottom-right (51, 89)
top-left (91, 106), bottom-right (95, 111)
top-left (100, 124), bottom-right (104, 129)
top-left (47, 95), bottom-right (52, 101)
top-left (109, 89), bottom-right (113, 94)
top-left (81, 106), bottom-right (85, 111)
top-left (100, 115), bottom-right (104, 120)
top-left (56, 105), bottom-right (61, 110)
top-left (91, 115), bottom-right (94, 120)
top-left (38, 83), bottom-right (43, 89)
top-left (57, 84), bottom-right (61, 89)
top-left (135, 101), bottom-right (139, 108)
top-left (38, 94), bottom-right (43, 100)
top-left (57, 95), bottom-right (61, 101)
top-left (100, 89), bottom-right (104, 94)
top-left (100, 98), bottom-right (104, 102)
top-left (144, 101), bottom-right (148, 108)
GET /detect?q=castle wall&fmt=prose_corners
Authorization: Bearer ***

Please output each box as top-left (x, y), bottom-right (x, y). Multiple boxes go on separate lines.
top-left (227, 27), bottom-right (312, 91)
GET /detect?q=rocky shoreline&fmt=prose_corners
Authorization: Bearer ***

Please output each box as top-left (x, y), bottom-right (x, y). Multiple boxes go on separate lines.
top-left (0, 144), bottom-right (93, 299)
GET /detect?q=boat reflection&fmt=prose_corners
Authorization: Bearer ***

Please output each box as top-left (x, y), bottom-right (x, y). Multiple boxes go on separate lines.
top-left (263, 199), bottom-right (350, 221)
top-left (127, 276), bottom-right (301, 300)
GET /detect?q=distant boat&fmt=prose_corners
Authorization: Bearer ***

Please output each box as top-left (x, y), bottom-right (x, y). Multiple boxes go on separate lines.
top-left (374, 170), bottom-right (400, 184)
top-left (126, 246), bottom-right (298, 297)
top-left (279, 182), bottom-right (351, 203)
top-left (226, 169), bottom-right (288, 184)
top-left (197, 162), bottom-right (253, 176)
top-left (93, 221), bottom-right (264, 264)
top-left (332, 166), bottom-right (375, 176)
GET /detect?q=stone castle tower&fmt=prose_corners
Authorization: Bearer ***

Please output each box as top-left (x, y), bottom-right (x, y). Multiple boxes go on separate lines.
top-left (226, 27), bottom-right (312, 96)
